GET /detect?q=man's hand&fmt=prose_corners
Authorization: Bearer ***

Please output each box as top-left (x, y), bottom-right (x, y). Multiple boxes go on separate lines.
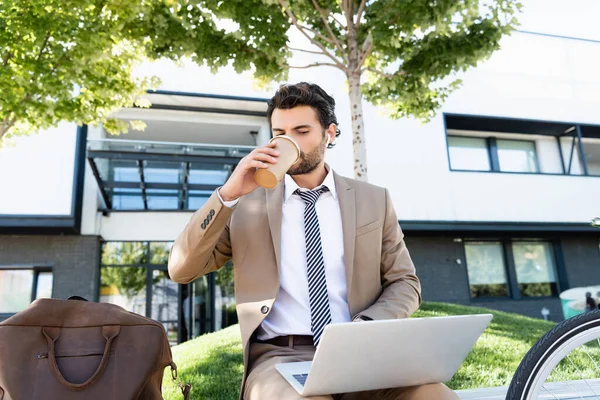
top-left (219, 141), bottom-right (280, 201)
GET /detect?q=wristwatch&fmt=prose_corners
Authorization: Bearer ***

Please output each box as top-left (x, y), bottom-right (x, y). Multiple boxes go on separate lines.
top-left (352, 315), bottom-right (373, 322)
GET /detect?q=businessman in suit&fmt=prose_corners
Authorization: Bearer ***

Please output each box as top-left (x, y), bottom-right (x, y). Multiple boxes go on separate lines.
top-left (168, 82), bottom-right (458, 399)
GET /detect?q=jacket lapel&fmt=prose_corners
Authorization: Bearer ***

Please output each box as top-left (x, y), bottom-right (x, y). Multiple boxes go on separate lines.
top-left (265, 182), bottom-right (284, 275)
top-left (334, 171), bottom-right (356, 302)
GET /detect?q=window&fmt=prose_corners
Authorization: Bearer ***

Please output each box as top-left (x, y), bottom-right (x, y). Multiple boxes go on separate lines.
top-left (448, 136), bottom-right (539, 174)
top-left (100, 241), bottom-right (237, 344)
top-left (582, 140), bottom-right (600, 176)
top-left (512, 242), bottom-right (558, 297)
top-left (448, 137), bottom-right (491, 171)
top-left (100, 241), bottom-right (177, 342)
top-left (465, 242), bottom-right (509, 298)
top-left (445, 115), bottom-right (600, 177)
top-left (0, 267), bottom-right (53, 314)
top-left (464, 240), bottom-right (560, 300)
top-left (497, 140), bottom-right (539, 173)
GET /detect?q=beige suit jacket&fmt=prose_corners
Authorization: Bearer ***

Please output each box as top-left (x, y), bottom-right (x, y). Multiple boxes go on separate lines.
top-left (168, 170), bottom-right (422, 397)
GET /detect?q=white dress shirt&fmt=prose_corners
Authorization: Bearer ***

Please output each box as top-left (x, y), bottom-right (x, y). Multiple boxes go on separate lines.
top-left (217, 169), bottom-right (351, 340)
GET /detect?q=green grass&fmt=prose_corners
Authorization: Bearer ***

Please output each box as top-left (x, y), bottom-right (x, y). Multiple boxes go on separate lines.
top-left (162, 302), bottom-right (556, 399)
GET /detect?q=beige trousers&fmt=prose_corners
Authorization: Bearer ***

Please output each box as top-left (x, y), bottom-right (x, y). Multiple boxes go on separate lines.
top-left (244, 343), bottom-right (459, 400)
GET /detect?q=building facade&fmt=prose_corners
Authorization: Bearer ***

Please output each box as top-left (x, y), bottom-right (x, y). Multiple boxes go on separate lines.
top-left (1, 21), bottom-right (600, 343)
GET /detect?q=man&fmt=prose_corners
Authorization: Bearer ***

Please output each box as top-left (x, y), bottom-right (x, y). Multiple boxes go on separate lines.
top-left (168, 82), bottom-right (458, 400)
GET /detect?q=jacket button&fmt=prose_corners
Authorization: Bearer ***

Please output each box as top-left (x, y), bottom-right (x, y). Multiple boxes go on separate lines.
top-left (207, 214), bottom-right (213, 221)
top-left (201, 222), bottom-right (206, 230)
top-left (210, 209), bottom-right (215, 216)
top-left (261, 306), bottom-right (269, 314)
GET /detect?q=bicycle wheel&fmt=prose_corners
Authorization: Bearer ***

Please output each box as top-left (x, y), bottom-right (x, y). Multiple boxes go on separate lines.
top-left (508, 309), bottom-right (600, 399)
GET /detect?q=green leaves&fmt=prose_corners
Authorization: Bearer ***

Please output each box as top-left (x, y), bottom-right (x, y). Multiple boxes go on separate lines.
top-left (0, 0), bottom-right (165, 141)
top-left (0, 0), bottom-right (523, 144)
top-left (361, 0), bottom-right (522, 121)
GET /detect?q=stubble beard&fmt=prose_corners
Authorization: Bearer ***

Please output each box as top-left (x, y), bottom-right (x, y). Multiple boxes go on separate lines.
top-left (287, 136), bottom-right (327, 176)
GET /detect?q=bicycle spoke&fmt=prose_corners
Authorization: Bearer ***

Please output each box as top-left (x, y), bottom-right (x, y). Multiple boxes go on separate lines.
top-left (580, 344), bottom-right (600, 378)
top-left (541, 385), bottom-right (561, 400)
top-left (551, 363), bottom-right (586, 400)
top-left (565, 353), bottom-right (600, 399)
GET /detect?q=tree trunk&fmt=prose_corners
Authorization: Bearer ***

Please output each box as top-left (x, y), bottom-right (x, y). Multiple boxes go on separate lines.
top-left (344, 2), bottom-right (368, 182)
top-left (348, 73), bottom-right (368, 181)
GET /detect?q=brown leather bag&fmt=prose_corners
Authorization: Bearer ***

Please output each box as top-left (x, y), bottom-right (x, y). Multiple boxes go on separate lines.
top-left (0, 297), bottom-right (190, 400)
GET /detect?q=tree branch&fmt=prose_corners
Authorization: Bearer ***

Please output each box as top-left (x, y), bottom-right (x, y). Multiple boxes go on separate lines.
top-left (297, 23), bottom-right (336, 46)
top-left (331, 14), bottom-right (346, 29)
top-left (355, 0), bottom-right (367, 28)
top-left (2, 51), bottom-right (12, 67)
top-left (286, 45), bottom-right (327, 55)
top-left (341, 0), bottom-right (353, 31)
top-left (285, 62), bottom-right (339, 69)
top-left (363, 67), bottom-right (406, 79)
top-left (278, 0), bottom-right (347, 71)
top-left (310, 0), bottom-right (348, 63)
top-left (35, 33), bottom-right (51, 64)
top-left (0, 116), bottom-right (17, 140)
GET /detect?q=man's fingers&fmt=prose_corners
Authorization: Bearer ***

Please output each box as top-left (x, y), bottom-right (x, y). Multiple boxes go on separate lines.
top-left (253, 146), bottom-right (279, 157)
top-left (252, 152), bottom-right (278, 164)
top-left (249, 160), bottom-right (269, 169)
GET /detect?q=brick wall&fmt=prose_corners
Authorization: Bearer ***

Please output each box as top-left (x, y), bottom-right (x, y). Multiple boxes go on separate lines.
top-left (405, 234), bottom-right (600, 322)
top-left (0, 235), bottom-right (101, 301)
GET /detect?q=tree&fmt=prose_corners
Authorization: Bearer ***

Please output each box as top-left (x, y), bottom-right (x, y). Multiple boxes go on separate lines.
top-left (0, 0), bottom-right (171, 144)
top-left (172, 0), bottom-right (522, 181)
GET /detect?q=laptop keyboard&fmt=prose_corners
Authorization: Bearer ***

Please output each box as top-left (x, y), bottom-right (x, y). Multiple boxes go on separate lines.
top-left (293, 374), bottom-right (309, 386)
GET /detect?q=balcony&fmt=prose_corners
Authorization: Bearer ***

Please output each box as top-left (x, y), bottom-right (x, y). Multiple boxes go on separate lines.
top-left (87, 139), bottom-right (253, 212)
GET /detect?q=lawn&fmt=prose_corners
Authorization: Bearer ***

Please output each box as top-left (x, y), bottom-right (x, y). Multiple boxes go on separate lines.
top-left (162, 302), bottom-right (556, 399)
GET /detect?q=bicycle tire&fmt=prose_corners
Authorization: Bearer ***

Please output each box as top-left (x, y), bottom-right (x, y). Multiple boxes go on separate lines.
top-left (507, 309), bottom-right (600, 400)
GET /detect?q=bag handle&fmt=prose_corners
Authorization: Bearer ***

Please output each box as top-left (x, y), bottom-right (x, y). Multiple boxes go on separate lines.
top-left (170, 362), bottom-right (192, 400)
top-left (42, 325), bottom-right (120, 390)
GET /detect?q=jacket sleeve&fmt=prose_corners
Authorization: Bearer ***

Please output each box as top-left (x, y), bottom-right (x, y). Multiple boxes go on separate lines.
top-left (168, 190), bottom-right (235, 284)
top-left (356, 188), bottom-right (422, 320)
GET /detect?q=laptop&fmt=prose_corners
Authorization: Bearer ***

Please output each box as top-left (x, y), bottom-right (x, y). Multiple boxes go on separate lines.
top-left (275, 314), bottom-right (493, 397)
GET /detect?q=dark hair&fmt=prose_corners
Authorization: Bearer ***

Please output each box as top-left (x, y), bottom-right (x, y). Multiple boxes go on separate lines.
top-left (267, 82), bottom-right (341, 149)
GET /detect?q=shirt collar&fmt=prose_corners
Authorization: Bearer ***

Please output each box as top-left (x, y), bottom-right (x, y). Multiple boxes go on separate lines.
top-left (284, 166), bottom-right (338, 203)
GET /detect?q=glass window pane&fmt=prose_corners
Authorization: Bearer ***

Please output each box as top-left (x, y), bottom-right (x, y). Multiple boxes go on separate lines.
top-left (111, 161), bottom-right (140, 183)
top-left (100, 266), bottom-right (147, 316)
top-left (465, 242), bottom-right (509, 298)
top-left (448, 136), bottom-right (491, 171)
top-left (151, 269), bottom-right (180, 345)
top-left (192, 275), bottom-right (211, 337)
top-left (111, 189), bottom-right (144, 210)
top-left (0, 270), bottom-right (34, 313)
top-left (497, 140), bottom-right (539, 173)
top-left (147, 189), bottom-right (178, 210)
top-left (35, 271), bottom-right (53, 299)
top-left (144, 162), bottom-right (180, 184)
top-left (215, 261), bottom-right (237, 330)
top-left (513, 242), bottom-right (558, 297)
top-left (582, 141), bottom-right (600, 176)
top-left (150, 242), bottom-right (172, 264)
top-left (189, 167), bottom-right (229, 185)
top-left (101, 242), bottom-right (148, 265)
top-left (188, 190), bottom-right (211, 210)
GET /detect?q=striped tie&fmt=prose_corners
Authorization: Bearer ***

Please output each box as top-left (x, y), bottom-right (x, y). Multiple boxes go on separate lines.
top-left (294, 186), bottom-right (331, 346)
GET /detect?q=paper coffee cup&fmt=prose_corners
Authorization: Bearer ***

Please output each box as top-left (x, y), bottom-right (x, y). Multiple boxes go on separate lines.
top-left (254, 136), bottom-right (301, 189)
